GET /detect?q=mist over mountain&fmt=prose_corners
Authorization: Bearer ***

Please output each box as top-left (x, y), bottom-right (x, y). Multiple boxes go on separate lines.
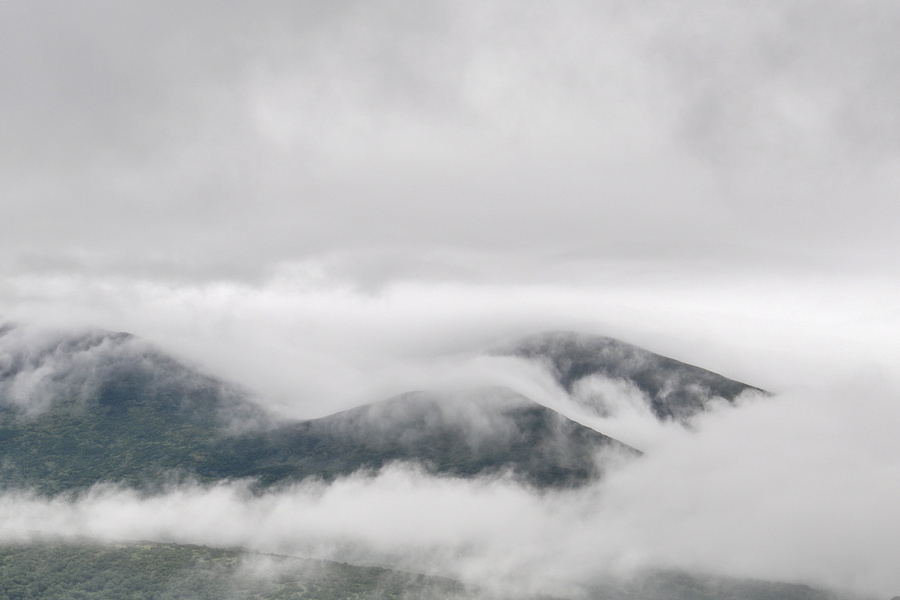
top-left (0, 540), bottom-right (471, 600)
top-left (236, 388), bottom-right (637, 488)
top-left (0, 324), bottom-right (267, 494)
top-left (0, 323), bottom-right (262, 425)
top-left (0, 324), bottom-right (636, 494)
top-left (0, 322), bottom-right (891, 599)
top-left (500, 332), bottom-right (766, 423)
top-left (3, 0), bottom-right (899, 595)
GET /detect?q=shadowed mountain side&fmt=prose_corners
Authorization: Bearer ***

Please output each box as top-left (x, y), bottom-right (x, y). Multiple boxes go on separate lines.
top-left (204, 389), bottom-right (638, 489)
top-left (0, 327), bottom-right (635, 494)
top-left (0, 326), bottom-right (272, 494)
top-left (498, 332), bottom-right (767, 422)
top-left (0, 325), bottom-right (264, 428)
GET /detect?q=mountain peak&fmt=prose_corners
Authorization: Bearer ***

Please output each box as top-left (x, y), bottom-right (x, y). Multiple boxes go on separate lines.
top-left (0, 327), bottom-right (638, 493)
top-left (496, 331), bottom-right (766, 422)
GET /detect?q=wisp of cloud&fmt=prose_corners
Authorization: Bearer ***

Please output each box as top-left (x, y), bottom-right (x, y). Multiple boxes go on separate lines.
top-left (0, 374), bottom-right (897, 598)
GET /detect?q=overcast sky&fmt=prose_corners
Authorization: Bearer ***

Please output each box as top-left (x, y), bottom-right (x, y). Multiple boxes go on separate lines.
top-left (3, 3), bottom-right (900, 597)
top-left (2, 0), bottom-right (900, 408)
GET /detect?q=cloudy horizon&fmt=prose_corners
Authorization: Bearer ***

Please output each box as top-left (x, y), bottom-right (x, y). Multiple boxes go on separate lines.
top-left (3, 1), bottom-right (899, 400)
top-left (2, 1), bottom-right (899, 598)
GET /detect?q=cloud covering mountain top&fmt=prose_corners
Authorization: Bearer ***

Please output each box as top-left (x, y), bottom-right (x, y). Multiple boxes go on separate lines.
top-left (1, 2), bottom-right (899, 598)
top-left (498, 331), bottom-right (765, 423)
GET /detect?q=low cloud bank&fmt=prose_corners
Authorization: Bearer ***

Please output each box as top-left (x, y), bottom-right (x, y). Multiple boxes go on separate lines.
top-left (7, 272), bottom-right (898, 423)
top-left (1, 378), bottom-right (897, 598)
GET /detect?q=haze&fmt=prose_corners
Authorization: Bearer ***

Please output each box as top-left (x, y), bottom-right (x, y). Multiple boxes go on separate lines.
top-left (1, 1), bottom-right (898, 598)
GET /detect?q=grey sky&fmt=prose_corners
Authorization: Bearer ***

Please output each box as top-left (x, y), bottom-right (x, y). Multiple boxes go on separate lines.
top-left (3, 0), bottom-right (900, 283)
top-left (2, 0), bottom-right (900, 412)
top-left (3, 4), bottom-right (900, 596)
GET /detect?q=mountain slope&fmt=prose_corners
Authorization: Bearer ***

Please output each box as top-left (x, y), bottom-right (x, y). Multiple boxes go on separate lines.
top-left (0, 326), bottom-right (632, 494)
top-left (0, 541), bottom-right (472, 600)
top-left (499, 331), bottom-right (766, 422)
top-left (0, 326), bottom-right (265, 494)
top-left (0, 540), bottom-right (853, 600)
top-left (208, 388), bottom-right (637, 488)
top-left (586, 570), bottom-right (846, 600)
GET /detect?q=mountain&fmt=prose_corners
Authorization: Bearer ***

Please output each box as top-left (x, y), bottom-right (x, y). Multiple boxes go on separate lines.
top-left (0, 325), bottom-right (859, 600)
top-left (211, 388), bottom-right (636, 488)
top-left (499, 331), bottom-right (766, 422)
top-left (0, 541), bottom-right (472, 600)
top-left (0, 540), bottom-right (853, 600)
top-left (0, 325), bottom-right (632, 494)
top-left (0, 325), bottom-right (266, 494)
top-left (586, 570), bottom-right (847, 600)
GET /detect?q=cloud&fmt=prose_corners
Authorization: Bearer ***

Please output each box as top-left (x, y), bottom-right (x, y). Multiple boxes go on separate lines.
top-left (2, 268), bottom-right (899, 424)
top-left (1, 1), bottom-right (899, 285)
top-left (1, 4), bottom-right (899, 596)
top-left (0, 280), bottom-right (661, 420)
top-left (0, 324), bottom-right (265, 434)
top-left (0, 374), bottom-right (897, 598)
top-left (0, 324), bottom-right (130, 416)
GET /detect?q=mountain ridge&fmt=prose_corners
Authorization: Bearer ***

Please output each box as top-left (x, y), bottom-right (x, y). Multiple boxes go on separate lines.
top-left (0, 323), bottom-right (861, 600)
top-left (498, 331), bottom-right (766, 422)
top-left (0, 325), bottom-right (636, 494)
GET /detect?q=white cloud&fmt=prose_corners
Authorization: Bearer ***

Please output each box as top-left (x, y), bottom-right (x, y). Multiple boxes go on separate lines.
top-left (1, 1), bottom-right (899, 282)
top-left (1, 3), bottom-right (899, 597)
top-left (1, 375), bottom-right (898, 598)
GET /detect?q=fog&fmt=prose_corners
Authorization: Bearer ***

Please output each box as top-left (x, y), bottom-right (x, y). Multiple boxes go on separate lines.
top-left (3, 0), bottom-right (900, 283)
top-left (0, 316), bottom-right (900, 597)
top-left (0, 346), bottom-right (898, 597)
top-left (1, 275), bottom-right (898, 598)
top-left (2, 0), bottom-right (900, 597)
top-left (4, 270), bottom-right (898, 419)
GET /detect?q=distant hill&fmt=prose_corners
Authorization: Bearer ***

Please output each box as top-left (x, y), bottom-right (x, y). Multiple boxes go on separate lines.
top-left (586, 570), bottom-right (845, 600)
top-left (0, 325), bottom-right (275, 494)
top-left (0, 325), bottom-right (855, 600)
top-left (210, 388), bottom-right (637, 489)
top-left (0, 540), bottom-right (851, 600)
top-left (0, 326), bottom-right (633, 494)
top-left (0, 541), bottom-right (471, 600)
top-left (498, 332), bottom-right (766, 422)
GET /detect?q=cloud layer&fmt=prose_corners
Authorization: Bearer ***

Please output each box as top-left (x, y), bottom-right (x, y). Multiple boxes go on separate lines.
top-left (2, 4), bottom-right (899, 598)
top-left (2, 0), bottom-right (900, 284)
top-left (3, 1), bottom-right (899, 422)
top-left (1, 377), bottom-right (898, 598)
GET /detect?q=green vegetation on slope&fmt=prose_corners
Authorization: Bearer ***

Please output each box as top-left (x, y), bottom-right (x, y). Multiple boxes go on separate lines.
top-left (588, 570), bottom-right (846, 600)
top-left (0, 541), bottom-right (855, 600)
top-left (0, 329), bottom-right (632, 495)
top-left (206, 390), bottom-right (636, 489)
top-left (0, 541), bottom-right (467, 600)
